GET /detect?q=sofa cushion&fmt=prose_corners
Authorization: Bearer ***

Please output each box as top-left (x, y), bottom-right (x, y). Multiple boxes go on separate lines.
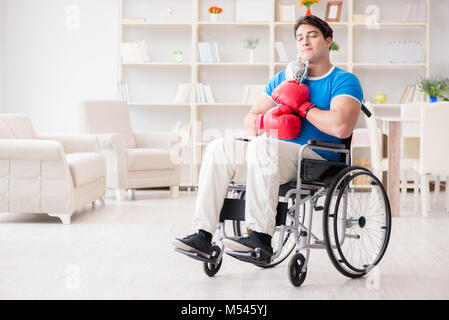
top-left (65, 152), bottom-right (106, 187)
top-left (0, 114), bottom-right (36, 139)
top-left (126, 148), bottom-right (175, 171)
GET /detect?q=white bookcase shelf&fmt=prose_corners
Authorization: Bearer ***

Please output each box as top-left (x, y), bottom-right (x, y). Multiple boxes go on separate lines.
top-left (118, 0), bottom-right (430, 187)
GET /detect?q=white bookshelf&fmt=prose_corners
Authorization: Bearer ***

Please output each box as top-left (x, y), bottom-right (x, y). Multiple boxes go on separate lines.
top-left (118, 0), bottom-right (430, 187)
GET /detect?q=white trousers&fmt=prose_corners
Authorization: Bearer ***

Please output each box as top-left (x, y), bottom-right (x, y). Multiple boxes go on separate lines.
top-left (192, 134), bottom-right (324, 236)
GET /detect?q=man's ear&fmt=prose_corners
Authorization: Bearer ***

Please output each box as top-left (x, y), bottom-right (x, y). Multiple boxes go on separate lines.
top-left (325, 37), bottom-right (332, 50)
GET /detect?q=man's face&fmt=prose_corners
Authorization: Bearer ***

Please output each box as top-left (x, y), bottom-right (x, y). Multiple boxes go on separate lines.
top-left (295, 24), bottom-right (331, 63)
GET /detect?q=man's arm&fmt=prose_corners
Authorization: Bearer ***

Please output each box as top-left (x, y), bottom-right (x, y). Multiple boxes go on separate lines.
top-left (305, 95), bottom-right (361, 139)
top-left (243, 94), bottom-right (277, 137)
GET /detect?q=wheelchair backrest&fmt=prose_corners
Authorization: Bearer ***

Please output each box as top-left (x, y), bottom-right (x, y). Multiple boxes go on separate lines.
top-left (341, 134), bottom-right (352, 164)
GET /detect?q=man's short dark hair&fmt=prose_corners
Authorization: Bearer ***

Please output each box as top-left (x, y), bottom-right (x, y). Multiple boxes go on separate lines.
top-left (294, 15), bottom-right (333, 41)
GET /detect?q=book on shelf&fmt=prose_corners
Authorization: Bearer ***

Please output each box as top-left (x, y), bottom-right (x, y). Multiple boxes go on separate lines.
top-left (121, 17), bottom-right (147, 24)
top-left (241, 85), bottom-right (266, 104)
top-left (204, 85), bottom-right (215, 104)
top-left (117, 81), bottom-right (130, 102)
top-left (400, 84), bottom-right (413, 104)
top-left (274, 42), bottom-right (289, 62)
top-left (195, 83), bottom-right (215, 103)
top-left (174, 83), bottom-right (191, 104)
top-left (120, 41), bottom-right (151, 63)
top-left (400, 84), bottom-right (426, 104)
top-left (138, 40), bottom-right (152, 63)
top-left (197, 42), bottom-right (220, 62)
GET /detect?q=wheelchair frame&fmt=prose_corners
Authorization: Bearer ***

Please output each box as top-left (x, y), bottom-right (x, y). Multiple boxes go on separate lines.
top-left (219, 140), bottom-right (350, 267)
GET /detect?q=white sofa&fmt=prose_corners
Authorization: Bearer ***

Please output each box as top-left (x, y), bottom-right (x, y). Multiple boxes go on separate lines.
top-left (78, 100), bottom-right (181, 201)
top-left (0, 114), bottom-right (106, 224)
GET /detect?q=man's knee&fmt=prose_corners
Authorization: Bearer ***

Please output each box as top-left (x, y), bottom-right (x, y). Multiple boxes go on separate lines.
top-left (246, 135), bottom-right (278, 161)
top-left (204, 138), bottom-right (225, 159)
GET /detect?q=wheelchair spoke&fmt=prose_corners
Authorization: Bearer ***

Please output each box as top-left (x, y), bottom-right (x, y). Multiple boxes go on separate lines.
top-left (323, 167), bottom-right (391, 276)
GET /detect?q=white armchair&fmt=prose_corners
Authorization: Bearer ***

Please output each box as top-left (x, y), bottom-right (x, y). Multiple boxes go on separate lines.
top-left (0, 114), bottom-right (106, 224)
top-left (78, 100), bottom-right (181, 201)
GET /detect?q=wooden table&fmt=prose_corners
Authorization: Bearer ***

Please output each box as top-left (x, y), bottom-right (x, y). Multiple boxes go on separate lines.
top-left (378, 117), bottom-right (420, 217)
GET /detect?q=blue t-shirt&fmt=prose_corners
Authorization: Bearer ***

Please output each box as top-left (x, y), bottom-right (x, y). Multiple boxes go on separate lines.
top-left (264, 66), bottom-right (363, 161)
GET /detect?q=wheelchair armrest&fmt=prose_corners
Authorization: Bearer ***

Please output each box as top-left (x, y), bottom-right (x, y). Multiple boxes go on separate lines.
top-left (307, 139), bottom-right (346, 150)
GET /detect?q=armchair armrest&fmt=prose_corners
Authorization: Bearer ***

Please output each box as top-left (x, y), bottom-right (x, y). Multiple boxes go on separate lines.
top-left (134, 131), bottom-right (179, 150)
top-left (36, 133), bottom-right (100, 154)
top-left (0, 139), bottom-right (65, 161)
top-left (94, 133), bottom-right (128, 189)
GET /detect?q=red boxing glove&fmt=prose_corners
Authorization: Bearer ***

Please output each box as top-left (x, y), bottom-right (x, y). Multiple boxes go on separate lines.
top-left (271, 80), bottom-right (316, 118)
top-left (254, 107), bottom-right (301, 140)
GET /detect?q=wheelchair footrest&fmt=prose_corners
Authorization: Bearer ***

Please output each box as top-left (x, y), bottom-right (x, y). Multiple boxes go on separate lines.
top-left (175, 247), bottom-right (217, 264)
top-left (226, 248), bottom-right (271, 266)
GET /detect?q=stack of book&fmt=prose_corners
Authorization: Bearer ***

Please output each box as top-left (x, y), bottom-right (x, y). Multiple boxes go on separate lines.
top-left (197, 42), bottom-right (220, 63)
top-left (196, 83), bottom-right (215, 103)
top-left (400, 84), bottom-right (426, 104)
top-left (120, 41), bottom-right (152, 63)
top-left (274, 42), bottom-right (289, 62)
top-left (117, 81), bottom-right (130, 102)
top-left (174, 83), bottom-right (192, 104)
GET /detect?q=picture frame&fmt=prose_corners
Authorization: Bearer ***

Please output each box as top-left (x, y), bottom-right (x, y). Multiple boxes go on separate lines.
top-left (325, 1), bottom-right (343, 22)
top-left (279, 3), bottom-right (296, 22)
top-left (235, 0), bottom-right (272, 22)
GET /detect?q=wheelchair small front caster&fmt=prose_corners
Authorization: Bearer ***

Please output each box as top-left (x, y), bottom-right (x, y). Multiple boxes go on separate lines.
top-left (288, 253), bottom-right (307, 287)
top-left (203, 246), bottom-right (222, 277)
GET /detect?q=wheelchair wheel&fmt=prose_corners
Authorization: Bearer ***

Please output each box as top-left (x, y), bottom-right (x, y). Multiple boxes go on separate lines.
top-left (323, 166), bottom-right (391, 279)
top-left (288, 253), bottom-right (307, 287)
top-left (203, 246), bottom-right (222, 277)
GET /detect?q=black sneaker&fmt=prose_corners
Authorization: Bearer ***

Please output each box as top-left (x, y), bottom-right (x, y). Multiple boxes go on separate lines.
top-left (172, 232), bottom-right (213, 258)
top-left (224, 232), bottom-right (273, 257)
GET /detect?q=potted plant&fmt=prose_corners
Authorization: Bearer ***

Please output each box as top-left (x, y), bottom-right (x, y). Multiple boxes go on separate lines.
top-left (417, 76), bottom-right (448, 103)
top-left (244, 38), bottom-right (260, 63)
top-left (439, 78), bottom-right (449, 101)
top-left (208, 6), bottom-right (223, 21)
top-left (299, 0), bottom-right (319, 16)
top-left (329, 41), bottom-right (339, 62)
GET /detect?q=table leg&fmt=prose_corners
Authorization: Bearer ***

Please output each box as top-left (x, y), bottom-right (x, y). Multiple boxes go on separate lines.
top-left (387, 122), bottom-right (401, 217)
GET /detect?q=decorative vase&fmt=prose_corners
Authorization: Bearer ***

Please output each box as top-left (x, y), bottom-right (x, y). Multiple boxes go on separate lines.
top-left (249, 49), bottom-right (255, 63)
top-left (429, 96), bottom-right (437, 103)
top-left (305, 7), bottom-right (312, 16)
top-left (209, 13), bottom-right (219, 22)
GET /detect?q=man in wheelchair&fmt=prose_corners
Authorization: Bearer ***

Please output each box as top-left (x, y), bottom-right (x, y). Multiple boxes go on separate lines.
top-left (173, 15), bottom-right (363, 263)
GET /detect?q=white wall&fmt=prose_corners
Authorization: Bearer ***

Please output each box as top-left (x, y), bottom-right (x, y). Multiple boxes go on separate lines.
top-left (5, 0), bottom-right (118, 132)
top-left (0, 0), bottom-right (6, 113)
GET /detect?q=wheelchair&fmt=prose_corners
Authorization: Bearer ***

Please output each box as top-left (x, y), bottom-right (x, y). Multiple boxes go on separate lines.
top-left (176, 104), bottom-right (392, 287)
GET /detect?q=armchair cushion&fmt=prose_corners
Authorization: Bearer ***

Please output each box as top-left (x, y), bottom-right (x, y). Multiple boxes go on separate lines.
top-left (65, 152), bottom-right (106, 187)
top-left (126, 148), bottom-right (175, 171)
top-left (134, 132), bottom-right (179, 150)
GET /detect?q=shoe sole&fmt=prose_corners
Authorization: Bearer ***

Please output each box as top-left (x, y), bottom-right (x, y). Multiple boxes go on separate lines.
top-left (172, 238), bottom-right (211, 259)
top-left (223, 238), bottom-right (253, 252)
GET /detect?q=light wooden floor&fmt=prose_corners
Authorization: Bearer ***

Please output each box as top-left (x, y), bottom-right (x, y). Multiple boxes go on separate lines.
top-left (0, 189), bottom-right (448, 300)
